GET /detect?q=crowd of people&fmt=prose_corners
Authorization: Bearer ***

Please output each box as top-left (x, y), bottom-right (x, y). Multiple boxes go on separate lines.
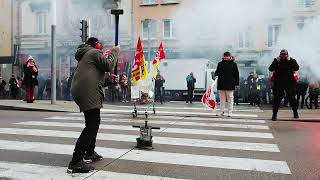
top-left (0, 50), bottom-right (319, 111)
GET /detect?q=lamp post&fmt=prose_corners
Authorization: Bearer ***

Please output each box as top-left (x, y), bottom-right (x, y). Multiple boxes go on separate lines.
top-left (145, 19), bottom-right (152, 70)
top-left (51, 0), bottom-right (57, 104)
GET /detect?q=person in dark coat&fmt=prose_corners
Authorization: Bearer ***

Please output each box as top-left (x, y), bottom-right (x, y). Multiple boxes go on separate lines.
top-left (68, 37), bottom-right (119, 173)
top-left (0, 76), bottom-right (6, 98)
top-left (308, 81), bottom-right (319, 109)
top-left (155, 72), bottom-right (165, 104)
top-left (186, 72), bottom-right (196, 103)
top-left (296, 77), bottom-right (309, 109)
top-left (247, 72), bottom-right (258, 105)
top-left (269, 49), bottom-right (299, 121)
top-left (22, 55), bottom-right (38, 103)
top-left (9, 74), bottom-right (19, 99)
top-left (214, 51), bottom-right (239, 117)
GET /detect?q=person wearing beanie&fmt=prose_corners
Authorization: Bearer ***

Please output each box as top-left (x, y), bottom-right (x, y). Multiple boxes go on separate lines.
top-left (214, 51), bottom-right (239, 117)
top-left (22, 55), bottom-right (38, 103)
top-left (67, 37), bottom-right (120, 173)
top-left (269, 49), bottom-right (299, 121)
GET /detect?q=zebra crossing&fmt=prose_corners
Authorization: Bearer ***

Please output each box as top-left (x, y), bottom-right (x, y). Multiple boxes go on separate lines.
top-left (0, 107), bottom-right (291, 179)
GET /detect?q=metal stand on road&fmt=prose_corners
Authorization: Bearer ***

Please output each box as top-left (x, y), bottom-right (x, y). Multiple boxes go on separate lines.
top-left (133, 121), bottom-right (160, 150)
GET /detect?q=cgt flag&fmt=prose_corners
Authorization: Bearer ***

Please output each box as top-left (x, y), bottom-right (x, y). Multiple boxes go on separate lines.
top-left (131, 37), bottom-right (148, 84)
top-left (152, 42), bottom-right (165, 77)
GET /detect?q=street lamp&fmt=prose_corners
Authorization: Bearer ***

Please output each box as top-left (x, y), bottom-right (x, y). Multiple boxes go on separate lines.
top-left (51, 0), bottom-right (57, 104)
top-left (145, 19), bottom-right (152, 71)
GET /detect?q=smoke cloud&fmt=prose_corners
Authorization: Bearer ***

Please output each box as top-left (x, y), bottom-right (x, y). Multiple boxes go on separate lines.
top-left (172, 0), bottom-right (320, 81)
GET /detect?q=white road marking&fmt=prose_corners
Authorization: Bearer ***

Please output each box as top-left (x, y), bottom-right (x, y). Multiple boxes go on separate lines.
top-left (0, 161), bottom-right (185, 180)
top-left (0, 128), bottom-right (279, 152)
top-left (15, 121), bottom-right (273, 139)
top-left (45, 116), bottom-right (269, 130)
top-left (0, 140), bottom-right (290, 174)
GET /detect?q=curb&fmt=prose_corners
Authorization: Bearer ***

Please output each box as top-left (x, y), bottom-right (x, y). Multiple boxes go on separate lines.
top-left (0, 105), bottom-right (72, 113)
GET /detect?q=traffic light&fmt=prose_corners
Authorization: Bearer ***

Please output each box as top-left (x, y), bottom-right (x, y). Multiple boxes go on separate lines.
top-left (80, 20), bottom-right (88, 42)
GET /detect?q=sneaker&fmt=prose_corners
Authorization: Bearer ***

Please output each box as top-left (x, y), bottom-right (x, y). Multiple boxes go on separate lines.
top-left (67, 159), bottom-right (94, 173)
top-left (294, 111), bottom-right (299, 119)
top-left (84, 151), bottom-right (103, 163)
top-left (227, 113), bottom-right (232, 117)
top-left (271, 114), bottom-right (277, 121)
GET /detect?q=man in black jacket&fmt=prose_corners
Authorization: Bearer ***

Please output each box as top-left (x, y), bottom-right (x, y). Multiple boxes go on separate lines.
top-left (155, 72), bottom-right (165, 104)
top-left (269, 49), bottom-right (299, 121)
top-left (214, 52), bottom-right (239, 117)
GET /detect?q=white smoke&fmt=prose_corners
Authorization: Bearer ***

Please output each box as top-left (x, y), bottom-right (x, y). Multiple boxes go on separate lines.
top-left (172, 0), bottom-right (320, 81)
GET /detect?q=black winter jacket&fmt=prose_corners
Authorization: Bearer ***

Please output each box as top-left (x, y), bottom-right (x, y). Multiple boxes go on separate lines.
top-left (22, 63), bottom-right (38, 87)
top-left (269, 58), bottom-right (299, 87)
top-left (215, 60), bottom-right (239, 90)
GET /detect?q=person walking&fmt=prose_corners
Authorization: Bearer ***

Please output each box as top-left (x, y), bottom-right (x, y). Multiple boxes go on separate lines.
top-left (296, 77), bottom-right (309, 109)
top-left (9, 74), bottom-right (19, 99)
top-left (22, 55), bottom-right (38, 103)
top-left (269, 49), bottom-right (299, 121)
top-left (308, 80), bottom-right (319, 109)
top-left (120, 74), bottom-right (129, 102)
top-left (214, 51), bottom-right (239, 117)
top-left (186, 72), bottom-right (196, 103)
top-left (0, 76), bottom-right (6, 99)
top-left (67, 37), bottom-right (119, 173)
top-left (155, 72), bottom-right (165, 104)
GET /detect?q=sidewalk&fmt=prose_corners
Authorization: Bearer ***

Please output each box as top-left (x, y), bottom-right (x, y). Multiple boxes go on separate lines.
top-left (0, 100), bottom-right (319, 121)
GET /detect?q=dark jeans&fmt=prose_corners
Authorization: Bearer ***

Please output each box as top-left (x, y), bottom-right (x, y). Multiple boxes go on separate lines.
top-left (310, 94), bottom-right (319, 109)
top-left (155, 87), bottom-right (163, 103)
top-left (296, 93), bottom-right (306, 108)
top-left (187, 88), bottom-right (194, 103)
top-left (273, 85), bottom-right (297, 114)
top-left (71, 108), bottom-right (101, 163)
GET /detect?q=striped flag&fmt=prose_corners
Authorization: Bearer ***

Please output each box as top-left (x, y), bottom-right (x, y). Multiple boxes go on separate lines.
top-left (152, 42), bottom-right (165, 77)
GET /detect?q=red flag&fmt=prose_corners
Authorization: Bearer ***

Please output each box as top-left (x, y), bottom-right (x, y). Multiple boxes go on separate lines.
top-left (152, 42), bottom-right (165, 65)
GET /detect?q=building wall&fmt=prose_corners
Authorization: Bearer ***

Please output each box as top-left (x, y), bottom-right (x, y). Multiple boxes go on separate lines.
top-left (18, 0), bottom-right (133, 79)
top-left (0, 0), bottom-right (15, 84)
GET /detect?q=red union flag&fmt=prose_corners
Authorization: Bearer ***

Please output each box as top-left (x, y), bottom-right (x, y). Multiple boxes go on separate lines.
top-left (152, 42), bottom-right (165, 77)
top-left (131, 37), bottom-right (148, 84)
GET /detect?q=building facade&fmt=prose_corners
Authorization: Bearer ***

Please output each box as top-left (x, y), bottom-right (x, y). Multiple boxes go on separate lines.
top-left (132, 0), bottom-right (320, 78)
top-left (17, 0), bottom-right (133, 80)
top-left (0, 0), bottom-right (15, 83)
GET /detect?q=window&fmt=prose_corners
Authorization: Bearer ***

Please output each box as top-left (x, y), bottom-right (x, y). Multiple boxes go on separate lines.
top-left (161, 0), bottom-right (179, 4)
top-left (163, 19), bottom-right (176, 39)
top-left (267, 25), bottom-right (280, 47)
top-left (297, 0), bottom-right (315, 8)
top-left (142, 0), bottom-right (157, 5)
top-left (92, 15), bottom-right (110, 29)
top-left (37, 13), bottom-right (47, 34)
top-left (142, 19), bottom-right (157, 40)
top-left (239, 31), bottom-right (252, 48)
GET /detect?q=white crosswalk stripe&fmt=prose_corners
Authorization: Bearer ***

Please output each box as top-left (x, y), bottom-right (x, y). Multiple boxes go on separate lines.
top-left (0, 140), bottom-right (290, 174)
top-left (0, 161), bottom-right (186, 180)
top-left (16, 121), bottom-right (274, 138)
top-left (67, 113), bottom-right (267, 123)
top-left (0, 108), bottom-right (292, 179)
top-left (100, 109), bottom-right (259, 118)
top-left (45, 116), bottom-right (269, 130)
top-left (0, 128), bottom-right (280, 152)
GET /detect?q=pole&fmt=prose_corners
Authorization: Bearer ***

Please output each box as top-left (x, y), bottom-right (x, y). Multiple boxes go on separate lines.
top-left (111, 9), bottom-right (124, 77)
top-left (51, 0), bottom-right (57, 104)
top-left (147, 20), bottom-right (151, 71)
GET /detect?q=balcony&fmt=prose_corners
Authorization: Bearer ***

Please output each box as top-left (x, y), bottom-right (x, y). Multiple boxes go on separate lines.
top-left (161, 0), bottom-right (179, 5)
top-left (140, 0), bottom-right (158, 6)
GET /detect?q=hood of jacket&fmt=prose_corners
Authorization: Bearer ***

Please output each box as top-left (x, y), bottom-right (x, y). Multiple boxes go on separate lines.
top-left (75, 44), bottom-right (94, 61)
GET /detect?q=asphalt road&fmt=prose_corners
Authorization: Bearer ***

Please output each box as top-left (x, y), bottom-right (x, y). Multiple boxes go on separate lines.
top-left (0, 108), bottom-right (319, 180)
